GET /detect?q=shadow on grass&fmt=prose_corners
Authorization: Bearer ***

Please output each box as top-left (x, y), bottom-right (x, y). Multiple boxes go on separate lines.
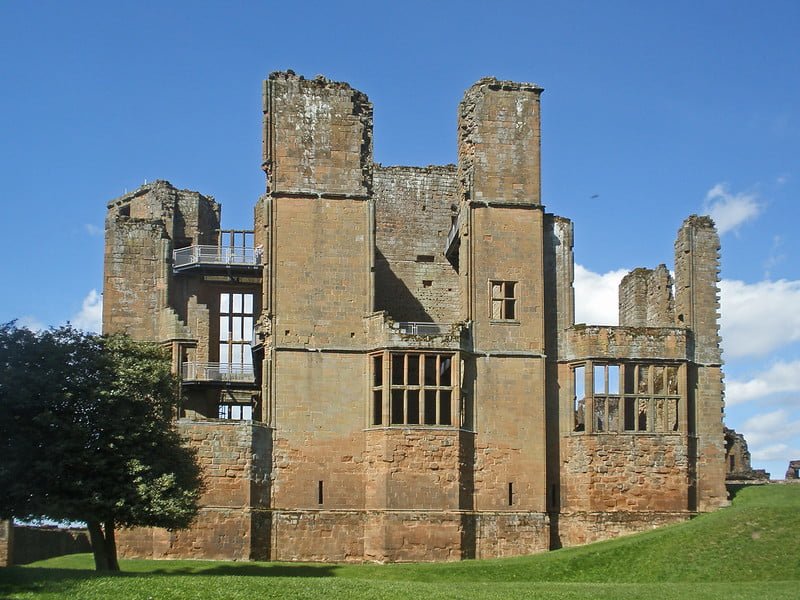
top-left (726, 482), bottom-right (769, 502)
top-left (145, 563), bottom-right (339, 577)
top-left (0, 562), bottom-right (340, 597)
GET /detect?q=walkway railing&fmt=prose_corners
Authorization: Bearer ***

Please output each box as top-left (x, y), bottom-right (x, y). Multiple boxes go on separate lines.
top-left (173, 245), bottom-right (260, 269)
top-left (396, 322), bottom-right (451, 336)
top-left (181, 362), bottom-right (255, 383)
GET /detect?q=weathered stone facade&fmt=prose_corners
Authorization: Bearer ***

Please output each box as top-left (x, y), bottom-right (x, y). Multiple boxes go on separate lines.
top-left (104, 71), bottom-right (728, 562)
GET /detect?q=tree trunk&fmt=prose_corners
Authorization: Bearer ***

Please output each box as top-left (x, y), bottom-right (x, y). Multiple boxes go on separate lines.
top-left (86, 520), bottom-right (109, 571)
top-left (104, 519), bottom-right (120, 571)
top-left (86, 519), bottom-right (120, 571)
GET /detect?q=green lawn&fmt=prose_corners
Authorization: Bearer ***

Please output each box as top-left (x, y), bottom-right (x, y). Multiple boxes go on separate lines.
top-left (2, 484), bottom-right (798, 599)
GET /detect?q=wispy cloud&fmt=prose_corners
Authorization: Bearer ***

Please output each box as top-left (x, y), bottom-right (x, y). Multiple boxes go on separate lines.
top-left (720, 279), bottom-right (800, 358)
top-left (69, 289), bottom-right (103, 333)
top-left (703, 183), bottom-right (762, 235)
top-left (726, 360), bottom-right (800, 406)
top-left (84, 224), bottom-right (102, 236)
top-left (763, 235), bottom-right (786, 279)
top-left (573, 264), bottom-right (628, 326)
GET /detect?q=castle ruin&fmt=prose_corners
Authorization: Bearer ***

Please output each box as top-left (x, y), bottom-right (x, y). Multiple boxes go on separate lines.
top-left (103, 72), bottom-right (728, 561)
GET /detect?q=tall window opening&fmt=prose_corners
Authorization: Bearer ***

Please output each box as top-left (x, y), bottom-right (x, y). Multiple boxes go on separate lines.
top-left (219, 292), bottom-right (254, 376)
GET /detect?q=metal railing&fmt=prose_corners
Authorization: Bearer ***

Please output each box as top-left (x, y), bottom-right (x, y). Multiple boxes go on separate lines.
top-left (181, 362), bottom-right (255, 383)
top-left (396, 322), bottom-right (451, 336)
top-left (173, 245), bottom-right (260, 269)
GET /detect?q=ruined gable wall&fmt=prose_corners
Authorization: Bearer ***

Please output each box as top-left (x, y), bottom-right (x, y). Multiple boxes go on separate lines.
top-left (373, 165), bottom-right (460, 323)
top-left (103, 181), bottom-right (219, 340)
top-left (459, 78), bottom-right (543, 205)
top-left (619, 265), bottom-right (674, 327)
top-left (263, 71), bottom-right (372, 197)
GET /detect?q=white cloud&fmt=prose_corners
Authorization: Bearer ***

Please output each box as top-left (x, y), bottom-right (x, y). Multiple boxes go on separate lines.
top-left (740, 409), bottom-right (800, 461)
top-left (703, 183), bottom-right (762, 235)
top-left (84, 223), bottom-right (102, 236)
top-left (70, 289), bottom-right (103, 333)
top-left (751, 443), bottom-right (798, 463)
top-left (726, 360), bottom-right (800, 405)
top-left (720, 279), bottom-right (800, 358)
top-left (573, 264), bottom-right (627, 325)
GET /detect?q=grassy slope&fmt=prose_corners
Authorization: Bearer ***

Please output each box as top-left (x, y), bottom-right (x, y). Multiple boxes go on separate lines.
top-left (1, 484), bottom-right (798, 599)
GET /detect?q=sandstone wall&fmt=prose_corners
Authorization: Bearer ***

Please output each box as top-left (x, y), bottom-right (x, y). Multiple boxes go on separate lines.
top-left (472, 356), bottom-right (548, 513)
top-left (373, 165), bottom-right (460, 323)
top-left (469, 206), bottom-right (546, 352)
top-left (557, 511), bottom-right (688, 547)
top-left (263, 72), bottom-right (372, 198)
top-left (117, 421), bottom-right (270, 560)
top-left (619, 265), bottom-right (674, 327)
top-left (458, 78), bottom-right (543, 205)
top-left (272, 197), bottom-right (371, 347)
top-left (561, 434), bottom-right (690, 513)
top-left (270, 351), bottom-right (366, 510)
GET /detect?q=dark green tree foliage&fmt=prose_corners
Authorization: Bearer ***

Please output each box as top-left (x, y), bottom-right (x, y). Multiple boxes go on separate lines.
top-left (0, 324), bottom-right (202, 571)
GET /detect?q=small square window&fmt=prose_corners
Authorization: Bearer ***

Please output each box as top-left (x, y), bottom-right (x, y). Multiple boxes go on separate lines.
top-left (490, 280), bottom-right (517, 320)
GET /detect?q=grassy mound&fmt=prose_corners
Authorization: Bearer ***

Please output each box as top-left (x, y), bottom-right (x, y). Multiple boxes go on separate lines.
top-left (1, 484), bottom-right (798, 599)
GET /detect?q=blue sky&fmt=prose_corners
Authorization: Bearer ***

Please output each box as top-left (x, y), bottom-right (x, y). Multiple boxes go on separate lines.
top-left (1, 1), bottom-right (798, 478)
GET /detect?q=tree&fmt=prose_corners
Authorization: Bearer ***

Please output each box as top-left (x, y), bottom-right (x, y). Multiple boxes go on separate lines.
top-left (0, 324), bottom-right (202, 571)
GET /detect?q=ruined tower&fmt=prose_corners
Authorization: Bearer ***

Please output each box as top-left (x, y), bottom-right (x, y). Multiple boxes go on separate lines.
top-left (103, 71), bottom-right (728, 562)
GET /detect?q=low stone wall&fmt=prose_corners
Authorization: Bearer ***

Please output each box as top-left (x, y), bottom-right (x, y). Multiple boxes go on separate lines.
top-left (3, 524), bottom-right (91, 566)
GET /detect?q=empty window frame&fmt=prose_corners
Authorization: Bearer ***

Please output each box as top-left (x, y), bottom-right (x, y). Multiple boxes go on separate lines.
top-left (622, 364), bottom-right (680, 432)
top-left (573, 365), bottom-right (586, 431)
top-left (218, 403), bottom-right (253, 420)
top-left (573, 361), bottom-right (681, 434)
top-left (371, 352), bottom-right (455, 426)
top-left (592, 364), bottom-right (621, 432)
top-left (219, 292), bottom-right (254, 375)
top-left (490, 281), bottom-right (517, 320)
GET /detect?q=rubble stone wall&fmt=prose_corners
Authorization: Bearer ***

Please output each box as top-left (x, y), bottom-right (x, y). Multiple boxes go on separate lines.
top-left (558, 511), bottom-right (689, 547)
top-left (561, 434), bottom-right (690, 512)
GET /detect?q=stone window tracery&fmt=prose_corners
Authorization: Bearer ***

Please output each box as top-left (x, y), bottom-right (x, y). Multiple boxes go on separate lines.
top-left (572, 362), bottom-right (681, 433)
top-left (370, 351), bottom-right (456, 427)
